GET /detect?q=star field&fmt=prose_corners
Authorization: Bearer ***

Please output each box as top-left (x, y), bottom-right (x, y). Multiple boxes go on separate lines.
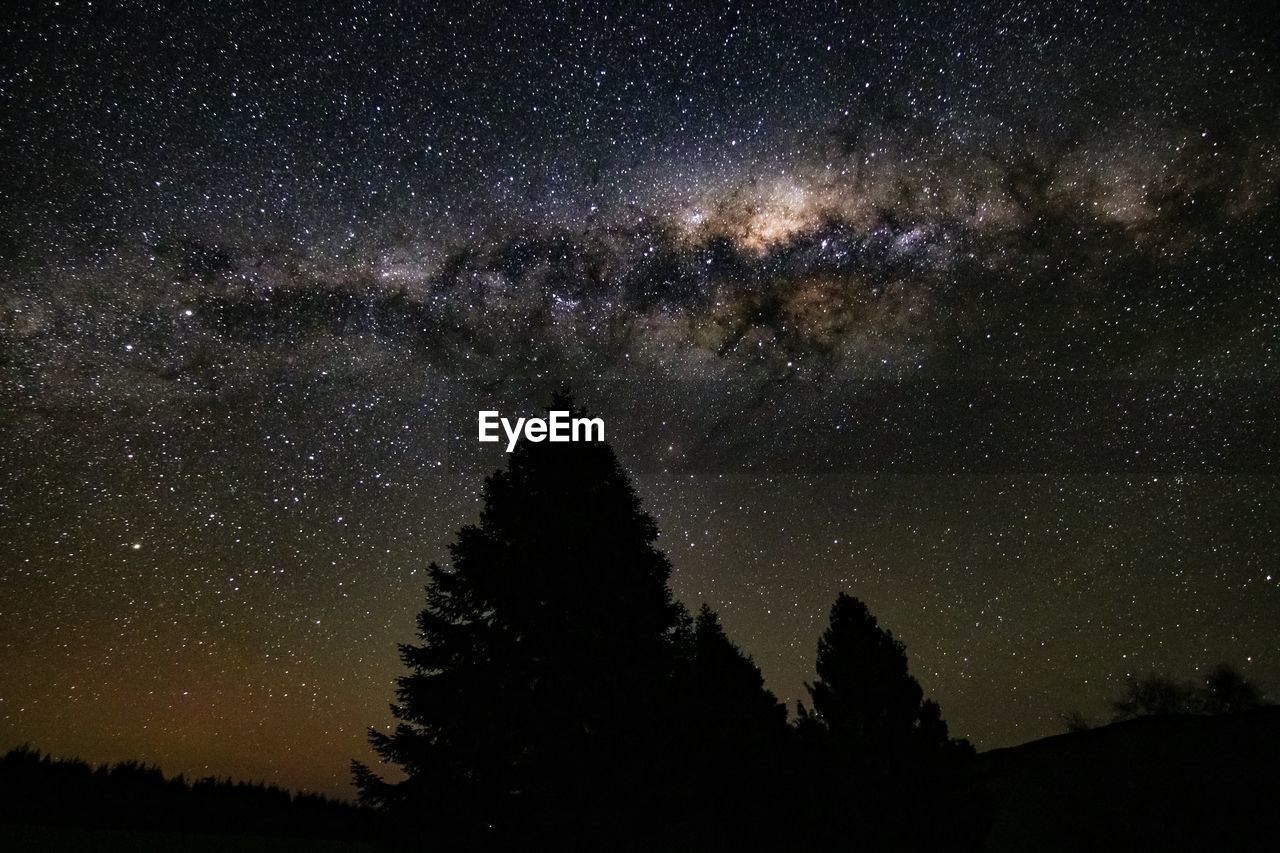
top-left (1, 0), bottom-right (1278, 796)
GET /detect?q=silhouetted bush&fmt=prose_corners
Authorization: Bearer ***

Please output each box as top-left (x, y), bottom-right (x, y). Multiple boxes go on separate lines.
top-left (1199, 662), bottom-right (1266, 715)
top-left (1111, 672), bottom-right (1199, 719)
top-left (1111, 664), bottom-right (1268, 721)
top-left (1063, 662), bottom-right (1269, 731)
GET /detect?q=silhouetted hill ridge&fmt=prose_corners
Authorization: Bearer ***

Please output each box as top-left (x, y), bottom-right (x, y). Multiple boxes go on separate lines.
top-left (974, 706), bottom-right (1280, 852)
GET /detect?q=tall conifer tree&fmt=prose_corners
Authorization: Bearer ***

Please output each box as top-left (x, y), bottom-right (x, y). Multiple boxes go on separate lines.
top-left (354, 392), bottom-right (686, 849)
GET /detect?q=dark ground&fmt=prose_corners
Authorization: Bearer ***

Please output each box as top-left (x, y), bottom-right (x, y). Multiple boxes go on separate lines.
top-left (5, 709), bottom-right (1278, 851)
top-left (974, 707), bottom-right (1280, 852)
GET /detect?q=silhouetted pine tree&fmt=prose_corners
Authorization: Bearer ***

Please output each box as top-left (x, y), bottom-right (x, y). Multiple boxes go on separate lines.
top-left (675, 605), bottom-right (788, 846)
top-left (802, 592), bottom-right (970, 764)
top-left (354, 392), bottom-right (690, 850)
top-left (794, 592), bottom-right (979, 851)
top-left (687, 605), bottom-right (786, 740)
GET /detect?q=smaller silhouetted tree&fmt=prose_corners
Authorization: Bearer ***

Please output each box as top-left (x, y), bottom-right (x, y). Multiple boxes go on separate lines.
top-left (685, 605), bottom-right (787, 744)
top-left (804, 592), bottom-right (970, 764)
top-left (794, 593), bottom-right (979, 852)
top-left (675, 605), bottom-right (788, 846)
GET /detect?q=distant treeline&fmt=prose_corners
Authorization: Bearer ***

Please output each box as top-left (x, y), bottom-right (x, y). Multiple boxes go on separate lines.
top-left (0, 745), bottom-right (372, 841)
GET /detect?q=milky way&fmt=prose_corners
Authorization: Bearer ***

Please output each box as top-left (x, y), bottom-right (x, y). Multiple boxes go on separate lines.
top-left (2, 1), bottom-right (1278, 795)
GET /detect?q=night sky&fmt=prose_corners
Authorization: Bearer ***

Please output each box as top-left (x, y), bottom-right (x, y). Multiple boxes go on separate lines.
top-left (2, 1), bottom-right (1279, 797)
